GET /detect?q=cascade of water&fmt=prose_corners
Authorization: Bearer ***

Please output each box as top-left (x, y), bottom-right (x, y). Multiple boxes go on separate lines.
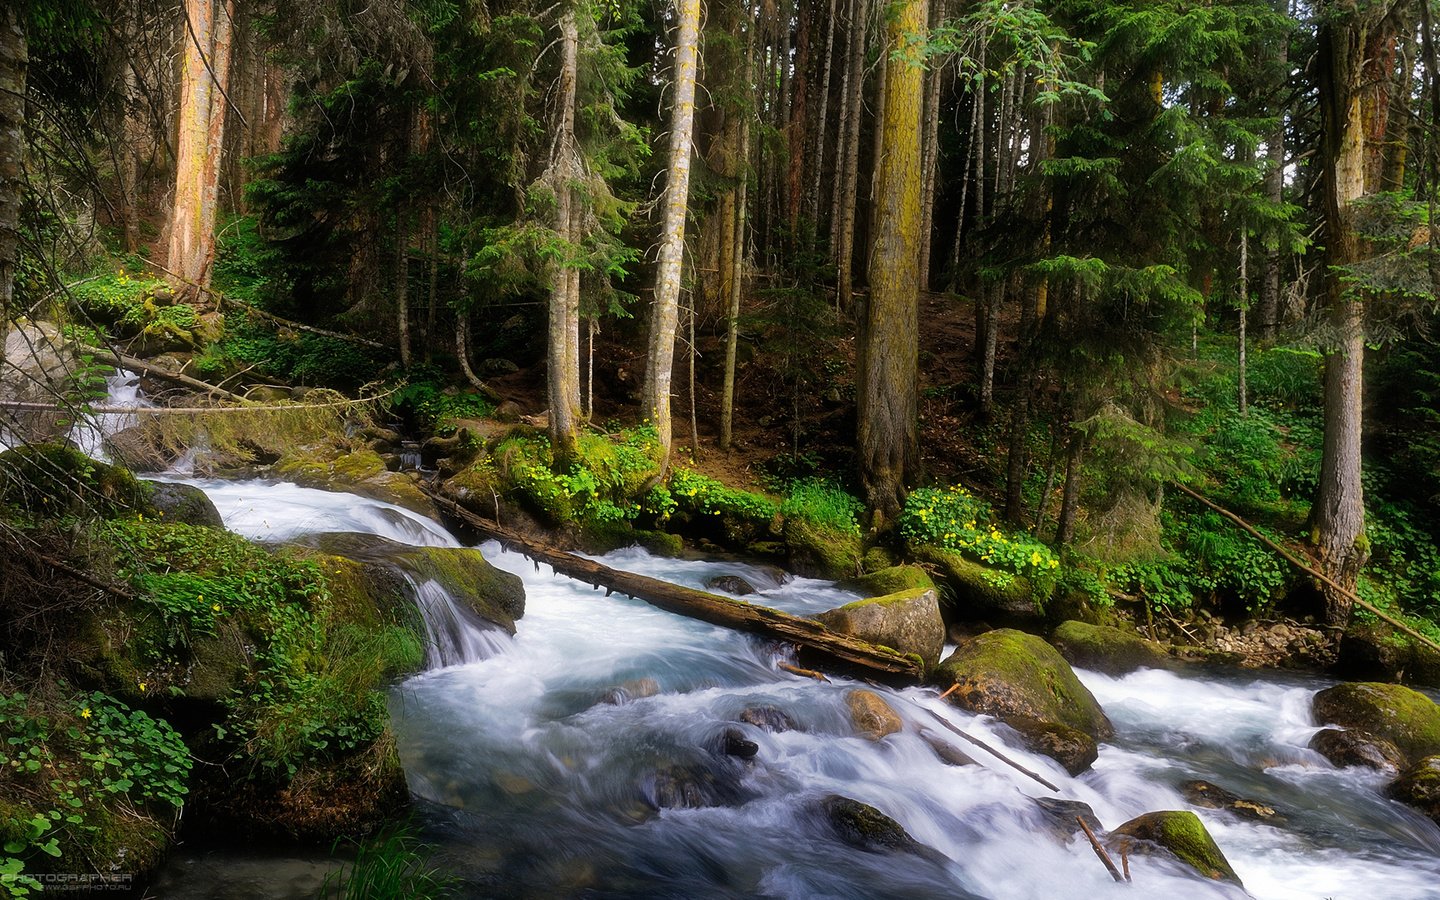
top-left (169, 477), bottom-right (1440, 899)
top-left (70, 368), bottom-right (150, 461)
top-left (405, 573), bottom-right (514, 668)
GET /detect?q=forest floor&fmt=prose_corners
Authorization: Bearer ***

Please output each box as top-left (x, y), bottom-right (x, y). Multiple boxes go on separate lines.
top-left (475, 289), bottom-right (1004, 499)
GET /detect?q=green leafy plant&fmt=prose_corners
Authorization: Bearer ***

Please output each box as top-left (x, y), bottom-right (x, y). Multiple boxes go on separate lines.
top-left (779, 479), bottom-right (862, 535)
top-left (899, 485), bottom-right (1061, 581)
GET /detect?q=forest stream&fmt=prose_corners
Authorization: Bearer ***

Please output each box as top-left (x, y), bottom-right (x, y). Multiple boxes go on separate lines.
top-left (143, 474), bottom-right (1440, 899)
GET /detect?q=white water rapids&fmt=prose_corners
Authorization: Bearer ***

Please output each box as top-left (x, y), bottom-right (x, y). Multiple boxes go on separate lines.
top-left (160, 475), bottom-right (1440, 900)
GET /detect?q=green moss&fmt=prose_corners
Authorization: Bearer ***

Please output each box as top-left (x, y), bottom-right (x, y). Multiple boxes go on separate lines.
top-left (931, 629), bottom-right (1113, 739)
top-left (1312, 682), bottom-right (1440, 762)
top-left (393, 545), bottom-right (525, 632)
top-left (785, 517), bottom-right (862, 580)
top-left (861, 547), bottom-right (897, 573)
top-left (0, 443), bottom-right (153, 520)
top-left (1113, 811), bottom-right (1241, 885)
top-left (1049, 620), bottom-right (1172, 675)
top-left (839, 565), bottom-right (934, 598)
top-left (914, 545), bottom-right (1043, 621)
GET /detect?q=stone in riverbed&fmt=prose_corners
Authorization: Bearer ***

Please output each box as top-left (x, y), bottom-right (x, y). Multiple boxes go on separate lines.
top-left (1050, 619), bottom-right (1173, 675)
top-left (1108, 810), bottom-right (1243, 887)
top-left (739, 705), bottom-right (795, 732)
top-left (1031, 797), bottom-right (1104, 843)
top-left (147, 480), bottom-right (223, 528)
top-left (1002, 716), bottom-right (1099, 776)
top-left (818, 796), bottom-right (922, 854)
top-left (846, 689), bottom-right (902, 740)
top-left (929, 628), bottom-right (1113, 741)
top-left (1388, 755), bottom-right (1440, 827)
top-left (1180, 780), bottom-right (1286, 824)
top-left (816, 587), bottom-right (946, 669)
top-left (705, 574), bottom-right (757, 596)
top-left (1311, 682), bottom-right (1440, 765)
top-left (1309, 727), bottom-right (1406, 771)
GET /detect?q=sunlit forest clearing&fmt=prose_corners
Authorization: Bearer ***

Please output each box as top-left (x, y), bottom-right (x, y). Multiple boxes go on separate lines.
top-left (3, 0), bottom-right (1440, 895)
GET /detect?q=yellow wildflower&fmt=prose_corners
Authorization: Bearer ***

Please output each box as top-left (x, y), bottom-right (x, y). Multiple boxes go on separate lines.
top-left (80, 708), bottom-right (91, 719)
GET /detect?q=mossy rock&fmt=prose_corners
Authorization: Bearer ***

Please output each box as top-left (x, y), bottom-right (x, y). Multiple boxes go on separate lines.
top-left (838, 565), bottom-right (935, 598)
top-left (0, 443), bottom-right (153, 519)
top-left (147, 480), bottom-right (223, 528)
top-left (184, 621), bottom-right (254, 702)
top-left (301, 532), bottom-right (524, 633)
top-left (930, 629), bottom-right (1113, 740)
top-left (817, 587), bottom-right (946, 670)
top-left (577, 520), bottom-right (684, 557)
top-left (1387, 755), bottom-right (1440, 827)
top-left (861, 546), bottom-right (898, 573)
top-left (1336, 624), bottom-right (1440, 688)
top-left (912, 545), bottom-right (1045, 623)
top-left (785, 517), bottom-right (862, 580)
top-left (1180, 780), bottom-right (1286, 824)
top-left (1050, 620), bottom-right (1173, 676)
top-left (1002, 716), bottom-right (1098, 776)
top-left (818, 795), bottom-right (921, 854)
top-left (1311, 682), bottom-right (1440, 764)
top-left (273, 445), bottom-right (436, 517)
top-left (1109, 810), bottom-right (1242, 886)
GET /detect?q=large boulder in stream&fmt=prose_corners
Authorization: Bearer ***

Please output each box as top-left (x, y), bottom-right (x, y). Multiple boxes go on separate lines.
top-left (1050, 620), bottom-right (1173, 675)
top-left (1309, 727), bottom-right (1406, 771)
top-left (784, 518), bottom-right (863, 580)
top-left (1311, 682), bottom-right (1440, 765)
top-left (298, 532), bottom-right (525, 632)
top-left (931, 629), bottom-right (1113, 742)
top-left (817, 587), bottom-right (946, 670)
top-left (147, 480), bottom-right (224, 527)
top-left (1388, 755), bottom-right (1440, 827)
top-left (817, 796), bottom-right (924, 855)
top-left (913, 546), bottom-right (1046, 623)
top-left (273, 445), bottom-right (436, 518)
top-left (1001, 717), bottom-right (1098, 777)
top-left (846, 689), bottom-right (903, 740)
top-left (1108, 811), bottom-right (1243, 887)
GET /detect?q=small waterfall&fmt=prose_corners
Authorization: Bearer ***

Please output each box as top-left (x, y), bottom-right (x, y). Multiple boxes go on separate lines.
top-left (398, 441), bottom-right (423, 470)
top-left (71, 369), bottom-right (150, 461)
top-left (406, 574), bottom-right (512, 668)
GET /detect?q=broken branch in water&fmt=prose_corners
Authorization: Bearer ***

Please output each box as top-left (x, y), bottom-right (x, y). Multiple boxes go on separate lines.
top-left (1077, 816), bottom-right (1127, 884)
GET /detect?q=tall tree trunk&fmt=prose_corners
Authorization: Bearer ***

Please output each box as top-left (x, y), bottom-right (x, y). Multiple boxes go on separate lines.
top-left (858, 0), bottom-right (925, 524)
top-left (834, 0), bottom-right (870, 310)
top-left (1260, 118), bottom-right (1284, 343)
top-left (916, 0), bottom-right (944, 289)
top-left (395, 206), bottom-right (411, 368)
top-left (720, 19), bottom-right (755, 452)
top-left (167, 0), bottom-right (235, 295)
top-left (548, 10), bottom-right (583, 459)
top-left (644, 0), bottom-right (702, 466)
top-left (787, 0), bottom-right (810, 235)
top-left (1054, 427), bottom-right (1085, 546)
top-left (808, 0), bottom-right (838, 228)
top-left (1238, 229), bottom-right (1248, 416)
top-left (1309, 0), bottom-right (1381, 625)
top-left (0, 4), bottom-right (24, 362)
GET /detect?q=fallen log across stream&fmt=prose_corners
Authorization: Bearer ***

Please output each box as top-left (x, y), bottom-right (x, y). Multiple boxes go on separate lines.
top-left (426, 491), bottom-right (924, 682)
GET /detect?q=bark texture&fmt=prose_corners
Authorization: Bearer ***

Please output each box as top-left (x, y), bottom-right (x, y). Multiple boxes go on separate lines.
top-left (1310, 0), bottom-right (1379, 624)
top-left (858, 0), bottom-right (925, 524)
top-left (547, 10), bottom-right (584, 459)
top-left (166, 0), bottom-right (236, 293)
top-left (0, 4), bottom-right (24, 366)
top-left (643, 0), bottom-right (702, 465)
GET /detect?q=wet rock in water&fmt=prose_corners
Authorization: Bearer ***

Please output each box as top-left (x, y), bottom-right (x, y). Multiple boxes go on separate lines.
top-left (816, 587), bottom-right (946, 670)
top-left (1312, 682), bottom-right (1440, 764)
top-left (1388, 755), bottom-right (1440, 827)
top-left (600, 678), bottom-right (661, 706)
top-left (705, 574), bottom-right (757, 596)
top-left (640, 764), bottom-right (748, 811)
top-left (1031, 797), bottom-right (1104, 843)
top-left (1050, 620), bottom-right (1173, 675)
top-left (1108, 810), bottom-right (1242, 887)
top-left (739, 705), bottom-right (795, 732)
top-left (1309, 727), bottom-right (1406, 772)
top-left (819, 796), bottom-right (922, 854)
top-left (148, 480), bottom-right (223, 528)
top-left (1180, 780), bottom-right (1286, 824)
top-left (846, 689), bottom-right (903, 740)
top-left (930, 629), bottom-right (1114, 740)
top-left (920, 730), bottom-right (976, 767)
top-left (1002, 716), bottom-right (1099, 776)
top-left (714, 728), bottom-right (759, 760)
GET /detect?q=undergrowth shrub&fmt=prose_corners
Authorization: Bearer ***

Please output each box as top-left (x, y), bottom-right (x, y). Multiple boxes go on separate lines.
top-left (899, 485), bottom-right (1060, 582)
